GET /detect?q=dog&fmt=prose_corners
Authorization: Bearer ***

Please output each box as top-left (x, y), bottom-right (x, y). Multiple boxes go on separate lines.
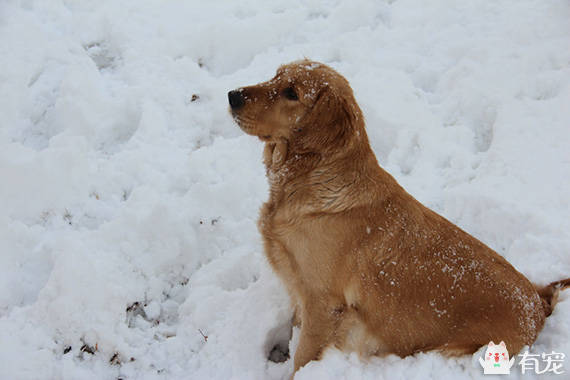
top-left (228, 59), bottom-right (569, 375)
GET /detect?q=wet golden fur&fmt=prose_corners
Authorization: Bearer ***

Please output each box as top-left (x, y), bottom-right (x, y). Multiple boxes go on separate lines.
top-left (228, 60), bottom-right (569, 375)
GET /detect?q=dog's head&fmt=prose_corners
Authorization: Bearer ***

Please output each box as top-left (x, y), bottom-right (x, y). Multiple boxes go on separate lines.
top-left (228, 60), bottom-right (364, 154)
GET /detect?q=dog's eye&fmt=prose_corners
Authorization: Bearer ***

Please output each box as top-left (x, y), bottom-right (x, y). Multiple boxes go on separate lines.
top-left (283, 87), bottom-right (298, 101)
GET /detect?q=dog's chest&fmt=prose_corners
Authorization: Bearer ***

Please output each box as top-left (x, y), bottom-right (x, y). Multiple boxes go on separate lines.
top-left (264, 205), bottom-right (342, 286)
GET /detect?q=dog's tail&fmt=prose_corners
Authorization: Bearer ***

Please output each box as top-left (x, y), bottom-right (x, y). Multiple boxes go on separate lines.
top-left (536, 278), bottom-right (570, 317)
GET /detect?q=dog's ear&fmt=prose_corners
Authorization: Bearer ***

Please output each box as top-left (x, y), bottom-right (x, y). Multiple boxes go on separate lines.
top-left (294, 85), bottom-right (359, 152)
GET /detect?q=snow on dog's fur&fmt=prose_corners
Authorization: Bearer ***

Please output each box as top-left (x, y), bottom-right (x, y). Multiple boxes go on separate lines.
top-left (228, 60), bottom-right (570, 375)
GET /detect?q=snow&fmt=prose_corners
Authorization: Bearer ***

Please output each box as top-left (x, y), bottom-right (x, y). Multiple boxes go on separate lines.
top-left (1, 0), bottom-right (569, 379)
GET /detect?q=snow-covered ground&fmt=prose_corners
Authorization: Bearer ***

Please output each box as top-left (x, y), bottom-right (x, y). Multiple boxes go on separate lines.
top-left (1, 0), bottom-right (569, 379)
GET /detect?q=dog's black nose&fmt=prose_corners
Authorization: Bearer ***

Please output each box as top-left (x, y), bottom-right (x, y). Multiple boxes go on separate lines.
top-left (228, 90), bottom-right (245, 109)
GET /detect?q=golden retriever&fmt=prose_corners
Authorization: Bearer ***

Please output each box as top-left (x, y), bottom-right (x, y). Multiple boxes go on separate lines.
top-left (228, 59), bottom-right (569, 375)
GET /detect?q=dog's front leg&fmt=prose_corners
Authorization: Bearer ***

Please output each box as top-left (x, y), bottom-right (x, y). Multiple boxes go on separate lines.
top-left (261, 234), bottom-right (302, 320)
top-left (293, 301), bottom-right (340, 375)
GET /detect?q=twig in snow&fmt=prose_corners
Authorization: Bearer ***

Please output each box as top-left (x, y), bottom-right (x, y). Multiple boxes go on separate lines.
top-left (198, 329), bottom-right (208, 342)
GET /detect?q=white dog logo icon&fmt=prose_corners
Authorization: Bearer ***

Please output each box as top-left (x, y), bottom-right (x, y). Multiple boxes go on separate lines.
top-left (479, 341), bottom-right (515, 375)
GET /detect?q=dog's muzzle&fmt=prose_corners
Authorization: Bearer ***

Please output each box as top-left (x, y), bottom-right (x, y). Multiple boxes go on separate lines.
top-left (228, 90), bottom-right (245, 110)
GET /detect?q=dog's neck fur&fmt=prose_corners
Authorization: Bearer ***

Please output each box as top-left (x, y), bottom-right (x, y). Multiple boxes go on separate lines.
top-left (262, 131), bottom-right (396, 216)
